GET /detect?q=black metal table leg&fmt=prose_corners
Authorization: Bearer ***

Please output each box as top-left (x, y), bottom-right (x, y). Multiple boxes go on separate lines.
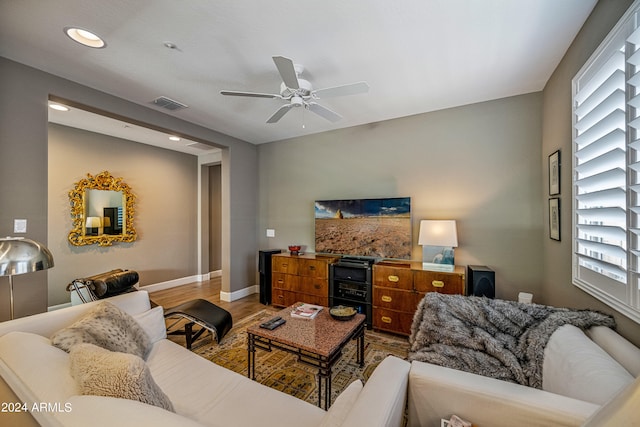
top-left (358, 327), bottom-right (365, 367)
top-left (317, 364), bottom-right (332, 410)
top-left (316, 372), bottom-right (322, 408)
top-left (247, 332), bottom-right (255, 379)
top-left (325, 369), bottom-right (331, 409)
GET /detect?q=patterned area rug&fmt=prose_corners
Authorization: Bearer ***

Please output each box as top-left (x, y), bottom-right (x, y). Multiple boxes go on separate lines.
top-left (167, 309), bottom-right (409, 406)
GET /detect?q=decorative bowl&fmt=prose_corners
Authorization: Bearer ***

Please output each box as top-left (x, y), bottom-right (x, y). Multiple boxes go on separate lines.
top-left (329, 305), bottom-right (357, 321)
top-left (288, 245), bottom-right (302, 255)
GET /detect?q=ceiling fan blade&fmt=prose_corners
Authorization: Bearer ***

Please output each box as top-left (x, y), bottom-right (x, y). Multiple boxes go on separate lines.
top-left (307, 102), bottom-right (342, 122)
top-left (266, 104), bottom-right (294, 123)
top-left (272, 56), bottom-right (300, 90)
top-left (312, 81), bottom-right (369, 99)
top-left (220, 90), bottom-right (282, 99)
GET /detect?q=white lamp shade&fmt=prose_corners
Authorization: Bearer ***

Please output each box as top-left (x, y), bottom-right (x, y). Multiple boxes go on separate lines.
top-left (85, 217), bottom-right (101, 228)
top-left (418, 220), bottom-right (458, 247)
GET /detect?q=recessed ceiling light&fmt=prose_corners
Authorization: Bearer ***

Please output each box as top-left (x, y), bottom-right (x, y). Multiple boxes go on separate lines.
top-left (49, 103), bottom-right (70, 112)
top-left (64, 27), bottom-right (106, 48)
top-left (169, 136), bottom-right (181, 142)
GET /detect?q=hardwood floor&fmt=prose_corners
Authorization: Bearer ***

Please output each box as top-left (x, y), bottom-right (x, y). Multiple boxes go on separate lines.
top-left (148, 276), bottom-right (265, 321)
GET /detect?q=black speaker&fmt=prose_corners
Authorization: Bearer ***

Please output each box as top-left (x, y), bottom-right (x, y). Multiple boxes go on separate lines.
top-left (258, 249), bottom-right (282, 305)
top-left (467, 265), bottom-right (495, 299)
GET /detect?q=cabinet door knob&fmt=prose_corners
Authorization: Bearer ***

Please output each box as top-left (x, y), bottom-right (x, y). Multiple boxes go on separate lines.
top-left (432, 280), bottom-right (445, 288)
top-left (381, 316), bottom-right (392, 324)
top-left (277, 279), bottom-right (284, 284)
top-left (314, 284), bottom-right (321, 289)
top-left (388, 275), bottom-right (399, 282)
top-left (381, 295), bottom-right (392, 303)
top-left (282, 263), bottom-right (288, 268)
top-left (309, 265), bottom-right (316, 271)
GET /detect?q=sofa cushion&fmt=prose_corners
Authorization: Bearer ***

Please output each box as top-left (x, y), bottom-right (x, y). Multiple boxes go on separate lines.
top-left (54, 395), bottom-right (207, 427)
top-left (133, 306), bottom-right (167, 344)
top-left (318, 380), bottom-right (363, 427)
top-left (51, 301), bottom-right (151, 359)
top-left (0, 331), bottom-right (78, 403)
top-left (543, 324), bottom-right (634, 405)
top-left (341, 356), bottom-right (410, 427)
top-left (586, 325), bottom-right (640, 376)
top-left (145, 339), bottom-right (326, 427)
top-left (69, 343), bottom-right (174, 412)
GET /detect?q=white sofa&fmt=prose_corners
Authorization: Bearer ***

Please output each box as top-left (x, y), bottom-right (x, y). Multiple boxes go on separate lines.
top-left (407, 323), bottom-right (640, 427)
top-left (0, 291), bottom-right (410, 427)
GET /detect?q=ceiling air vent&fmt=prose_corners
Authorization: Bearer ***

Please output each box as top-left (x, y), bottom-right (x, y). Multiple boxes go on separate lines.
top-left (151, 96), bottom-right (188, 111)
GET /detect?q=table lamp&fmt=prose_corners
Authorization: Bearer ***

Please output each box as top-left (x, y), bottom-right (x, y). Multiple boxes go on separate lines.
top-left (85, 216), bottom-right (101, 236)
top-left (418, 220), bottom-right (458, 272)
top-left (102, 216), bottom-right (111, 234)
top-left (0, 237), bottom-right (54, 319)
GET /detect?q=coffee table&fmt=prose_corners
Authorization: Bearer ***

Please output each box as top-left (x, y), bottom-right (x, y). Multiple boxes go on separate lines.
top-left (247, 303), bottom-right (366, 409)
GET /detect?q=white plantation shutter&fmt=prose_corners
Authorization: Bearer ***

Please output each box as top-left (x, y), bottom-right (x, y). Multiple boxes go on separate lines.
top-left (572, 1), bottom-right (640, 323)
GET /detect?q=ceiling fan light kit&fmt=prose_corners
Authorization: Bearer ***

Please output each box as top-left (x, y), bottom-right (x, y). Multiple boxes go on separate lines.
top-left (221, 55), bottom-right (368, 124)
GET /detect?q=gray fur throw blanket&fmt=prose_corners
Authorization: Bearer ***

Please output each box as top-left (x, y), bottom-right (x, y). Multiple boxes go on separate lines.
top-left (408, 293), bottom-right (615, 389)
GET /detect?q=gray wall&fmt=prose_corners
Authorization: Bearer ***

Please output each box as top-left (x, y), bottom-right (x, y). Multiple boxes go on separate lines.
top-left (47, 123), bottom-right (198, 306)
top-left (258, 93), bottom-right (544, 302)
top-left (0, 58), bottom-right (50, 319)
top-left (0, 57), bottom-right (258, 320)
top-left (541, 0), bottom-right (640, 346)
top-left (209, 164), bottom-right (222, 271)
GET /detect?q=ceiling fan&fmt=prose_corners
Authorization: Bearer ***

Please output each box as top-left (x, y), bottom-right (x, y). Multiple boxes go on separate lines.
top-left (220, 56), bottom-right (369, 124)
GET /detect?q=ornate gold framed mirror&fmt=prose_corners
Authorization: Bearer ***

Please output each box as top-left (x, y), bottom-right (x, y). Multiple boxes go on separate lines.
top-left (68, 171), bottom-right (137, 246)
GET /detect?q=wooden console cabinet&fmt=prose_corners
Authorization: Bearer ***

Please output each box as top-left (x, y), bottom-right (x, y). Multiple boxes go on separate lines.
top-left (271, 253), bottom-right (338, 308)
top-left (372, 261), bottom-right (465, 335)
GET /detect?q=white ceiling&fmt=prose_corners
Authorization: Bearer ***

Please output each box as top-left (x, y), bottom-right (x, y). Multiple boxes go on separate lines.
top-left (47, 104), bottom-right (221, 156)
top-left (1, 0), bottom-right (597, 145)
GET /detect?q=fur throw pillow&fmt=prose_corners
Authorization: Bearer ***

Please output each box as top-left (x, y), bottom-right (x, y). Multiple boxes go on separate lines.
top-left (69, 343), bottom-right (174, 412)
top-left (52, 301), bottom-right (151, 359)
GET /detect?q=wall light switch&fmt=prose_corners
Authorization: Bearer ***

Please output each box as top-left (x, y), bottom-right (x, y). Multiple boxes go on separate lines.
top-left (14, 219), bottom-right (27, 233)
top-left (266, 229), bottom-right (275, 238)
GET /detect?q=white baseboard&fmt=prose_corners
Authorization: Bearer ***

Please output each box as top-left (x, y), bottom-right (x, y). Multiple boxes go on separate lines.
top-left (144, 272), bottom-right (257, 303)
top-left (220, 285), bottom-right (259, 302)
top-left (142, 272), bottom-right (214, 293)
top-left (47, 270), bottom-right (250, 310)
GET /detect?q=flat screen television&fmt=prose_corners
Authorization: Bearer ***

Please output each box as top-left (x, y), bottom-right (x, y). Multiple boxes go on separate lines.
top-left (314, 197), bottom-right (411, 259)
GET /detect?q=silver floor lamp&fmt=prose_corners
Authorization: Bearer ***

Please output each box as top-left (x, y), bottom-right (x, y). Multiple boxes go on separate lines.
top-left (0, 237), bottom-right (54, 320)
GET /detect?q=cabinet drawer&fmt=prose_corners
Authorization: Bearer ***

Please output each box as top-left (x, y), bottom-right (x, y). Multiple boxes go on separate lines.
top-left (413, 270), bottom-right (464, 294)
top-left (298, 259), bottom-right (328, 279)
top-left (271, 289), bottom-right (298, 307)
top-left (298, 276), bottom-right (328, 297)
top-left (373, 287), bottom-right (417, 312)
top-left (272, 273), bottom-right (299, 291)
top-left (373, 265), bottom-right (413, 290)
top-left (372, 308), bottom-right (414, 335)
top-left (272, 257), bottom-right (298, 275)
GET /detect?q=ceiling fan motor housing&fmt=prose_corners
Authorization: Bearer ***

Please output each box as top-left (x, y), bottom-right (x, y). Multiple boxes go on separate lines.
top-left (280, 78), bottom-right (312, 98)
top-left (291, 96), bottom-right (304, 107)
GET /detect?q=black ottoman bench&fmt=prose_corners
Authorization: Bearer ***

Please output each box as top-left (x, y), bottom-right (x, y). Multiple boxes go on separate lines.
top-left (164, 299), bottom-right (233, 349)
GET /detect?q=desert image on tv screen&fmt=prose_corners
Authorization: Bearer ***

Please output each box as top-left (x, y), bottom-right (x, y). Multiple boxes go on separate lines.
top-left (315, 197), bottom-right (411, 259)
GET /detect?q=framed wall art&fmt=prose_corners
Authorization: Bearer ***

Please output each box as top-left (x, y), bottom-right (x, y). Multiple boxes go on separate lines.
top-left (549, 198), bottom-right (561, 241)
top-left (549, 150), bottom-right (561, 195)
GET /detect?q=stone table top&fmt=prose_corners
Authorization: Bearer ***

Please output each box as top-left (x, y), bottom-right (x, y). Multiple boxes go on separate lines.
top-left (247, 303), bottom-right (366, 357)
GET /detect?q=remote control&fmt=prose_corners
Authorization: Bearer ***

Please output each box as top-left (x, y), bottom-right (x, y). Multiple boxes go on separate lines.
top-left (260, 316), bottom-right (285, 330)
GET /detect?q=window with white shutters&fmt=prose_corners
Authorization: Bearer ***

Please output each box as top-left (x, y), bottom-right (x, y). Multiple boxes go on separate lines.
top-left (572, 0), bottom-right (640, 323)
